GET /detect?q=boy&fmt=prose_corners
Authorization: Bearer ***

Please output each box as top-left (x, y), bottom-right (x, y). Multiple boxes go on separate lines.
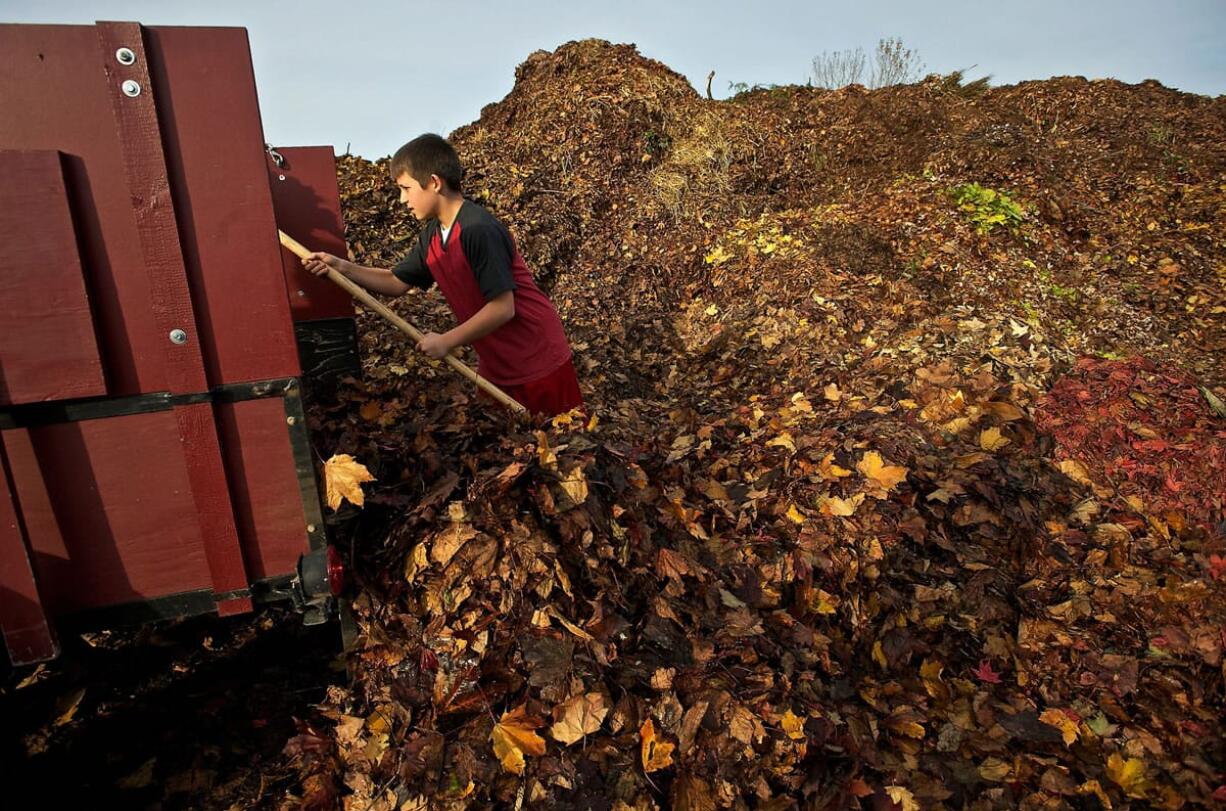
top-left (302, 134), bottom-right (582, 417)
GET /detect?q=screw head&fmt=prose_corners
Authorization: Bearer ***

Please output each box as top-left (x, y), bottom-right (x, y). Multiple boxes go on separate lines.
top-left (277, 174), bottom-right (286, 181)
top-left (169, 328), bottom-right (187, 345)
top-left (306, 524), bottom-right (317, 533)
top-left (286, 416), bottom-right (297, 426)
top-left (115, 47), bottom-right (136, 65)
top-left (121, 79), bottom-right (141, 97)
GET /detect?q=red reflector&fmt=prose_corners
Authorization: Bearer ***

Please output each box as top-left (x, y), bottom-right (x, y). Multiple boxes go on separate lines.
top-left (326, 545), bottom-right (345, 596)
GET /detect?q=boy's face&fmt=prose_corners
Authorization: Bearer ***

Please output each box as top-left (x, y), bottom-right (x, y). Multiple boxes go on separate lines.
top-left (396, 171), bottom-right (441, 221)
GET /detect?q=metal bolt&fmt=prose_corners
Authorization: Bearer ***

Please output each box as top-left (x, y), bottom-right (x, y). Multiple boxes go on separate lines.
top-left (168, 328), bottom-right (187, 345)
top-left (306, 524), bottom-right (317, 533)
top-left (115, 47), bottom-right (136, 65)
top-left (286, 416), bottom-right (296, 426)
top-left (277, 174), bottom-right (286, 181)
top-left (121, 79), bottom-right (141, 97)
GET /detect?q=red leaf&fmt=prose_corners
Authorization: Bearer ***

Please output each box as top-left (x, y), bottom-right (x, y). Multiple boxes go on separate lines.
top-left (974, 659), bottom-right (1002, 684)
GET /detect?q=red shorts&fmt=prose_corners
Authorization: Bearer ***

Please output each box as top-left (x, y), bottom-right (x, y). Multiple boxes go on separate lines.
top-left (485, 357), bottom-right (583, 417)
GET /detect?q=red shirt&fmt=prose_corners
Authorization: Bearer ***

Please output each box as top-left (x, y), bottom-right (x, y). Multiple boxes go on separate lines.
top-left (392, 201), bottom-right (572, 386)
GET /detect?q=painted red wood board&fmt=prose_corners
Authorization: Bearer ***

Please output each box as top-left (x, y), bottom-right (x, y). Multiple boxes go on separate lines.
top-left (268, 146), bottom-right (355, 321)
top-left (214, 397), bottom-right (314, 581)
top-left (0, 150), bottom-right (106, 406)
top-left (3, 412), bottom-right (215, 615)
top-left (0, 24), bottom-right (169, 395)
top-left (143, 25), bottom-right (300, 385)
top-left (0, 436), bottom-right (59, 664)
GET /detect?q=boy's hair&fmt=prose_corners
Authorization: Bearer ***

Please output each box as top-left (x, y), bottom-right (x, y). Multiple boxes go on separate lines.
top-left (389, 134), bottom-right (463, 193)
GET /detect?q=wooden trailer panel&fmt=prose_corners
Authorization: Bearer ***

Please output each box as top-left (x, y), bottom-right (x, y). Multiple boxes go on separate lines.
top-left (268, 146), bottom-right (354, 322)
top-left (0, 150), bottom-right (106, 406)
top-left (2, 412), bottom-right (215, 615)
top-left (0, 436), bottom-right (58, 663)
top-left (0, 24), bottom-right (167, 396)
top-left (143, 25), bottom-right (301, 387)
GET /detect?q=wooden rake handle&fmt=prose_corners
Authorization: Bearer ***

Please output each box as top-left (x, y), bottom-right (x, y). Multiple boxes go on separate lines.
top-left (278, 230), bottom-right (526, 414)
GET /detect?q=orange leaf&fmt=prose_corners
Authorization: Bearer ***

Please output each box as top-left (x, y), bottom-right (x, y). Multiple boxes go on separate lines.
top-left (640, 718), bottom-right (674, 773)
top-left (857, 451), bottom-right (908, 492)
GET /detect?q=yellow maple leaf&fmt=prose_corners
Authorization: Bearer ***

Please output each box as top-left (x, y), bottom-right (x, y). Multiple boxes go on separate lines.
top-left (1106, 753), bottom-right (1151, 799)
top-left (780, 709), bottom-right (806, 741)
top-left (785, 503), bottom-right (806, 524)
top-left (819, 492), bottom-right (864, 517)
top-left (857, 451), bottom-right (908, 492)
top-left (885, 785), bottom-right (918, 811)
top-left (979, 426), bottom-right (1010, 451)
top-left (491, 705), bottom-right (546, 775)
top-left (1039, 708), bottom-right (1079, 746)
top-left (640, 718), bottom-right (674, 773)
top-left (324, 454), bottom-right (375, 510)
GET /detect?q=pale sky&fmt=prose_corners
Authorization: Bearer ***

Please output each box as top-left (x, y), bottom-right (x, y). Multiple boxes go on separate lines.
top-left (3, 0), bottom-right (1223, 158)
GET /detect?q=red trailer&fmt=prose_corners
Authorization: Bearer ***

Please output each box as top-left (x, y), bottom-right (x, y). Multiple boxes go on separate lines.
top-left (0, 21), bottom-right (360, 666)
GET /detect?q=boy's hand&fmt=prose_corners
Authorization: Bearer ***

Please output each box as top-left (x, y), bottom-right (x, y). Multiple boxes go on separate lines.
top-left (417, 332), bottom-right (454, 360)
top-left (301, 251), bottom-right (353, 278)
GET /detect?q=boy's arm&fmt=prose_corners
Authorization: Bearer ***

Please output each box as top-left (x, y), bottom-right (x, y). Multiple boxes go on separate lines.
top-left (340, 263), bottom-right (413, 297)
top-left (303, 230), bottom-right (433, 297)
top-left (301, 253), bottom-right (413, 296)
top-left (418, 291), bottom-right (515, 358)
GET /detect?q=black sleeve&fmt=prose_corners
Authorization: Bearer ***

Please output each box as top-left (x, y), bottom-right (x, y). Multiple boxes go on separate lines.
top-left (459, 223), bottom-right (518, 301)
top-left (390, 230), bottom-right (434, 289)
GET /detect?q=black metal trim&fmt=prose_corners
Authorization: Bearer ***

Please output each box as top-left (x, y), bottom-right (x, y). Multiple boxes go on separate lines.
top-left (293, 317), bottom-right (361, 382)
top-left (282, 382), bottom-right (327, 553)
top-left (0, 392), bottom-right (173, 429)
top-left (0, 378), bottom-right (300, 429)
top-left (55, 573), bottom-right (300, 632)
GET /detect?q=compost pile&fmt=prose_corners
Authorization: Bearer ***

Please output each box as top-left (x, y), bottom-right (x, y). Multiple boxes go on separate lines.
top-left (287, 41), bottom-right (1226, 810)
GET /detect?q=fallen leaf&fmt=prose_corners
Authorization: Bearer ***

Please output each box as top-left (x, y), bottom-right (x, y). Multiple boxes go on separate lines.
top-left (819, 492), bottom-right (864, 517)
top-left (491, 705), bottom-right (546, 775)
top-left (979, 757), bottom-right (1011, 782)
top-left (550, 693), bottom-right (608, 745)
top-left (979, 426), bottom-right (1010, 451)
top-left (324, 454), bottom-right (375, 510)
top-left (886, 785), bottom-right (918, 811)
top-left (1106, 753), bottom-right (1151, 799)
top-left (559, 465), bottom-right (589, 505)
top-left (857, 451), bottom-right (908, 492)
top-left (780, 709), bottom-right (806, 741)
top-left (974, 659), bottom-right (1002, 684)
top-left (1039, 708), bottom-right (1080, 746)
top-left (53, 687), bottom-right (85, 727)
top-left (767, 432), bottom-right (796, 453)
top-left (640, 718), bottom-right (674, 773)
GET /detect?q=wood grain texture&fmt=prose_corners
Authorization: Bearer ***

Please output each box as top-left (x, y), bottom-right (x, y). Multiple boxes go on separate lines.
top-left (267, 146), bottom-right (354, 322)
top-left (0, 435), bottom-right (59, 664)
top-left (0, 150), bottom-right (106, 406)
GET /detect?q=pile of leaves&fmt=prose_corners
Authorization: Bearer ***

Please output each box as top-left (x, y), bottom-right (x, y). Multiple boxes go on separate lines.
top-left (283, 40), bottom-right (1226, 810)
